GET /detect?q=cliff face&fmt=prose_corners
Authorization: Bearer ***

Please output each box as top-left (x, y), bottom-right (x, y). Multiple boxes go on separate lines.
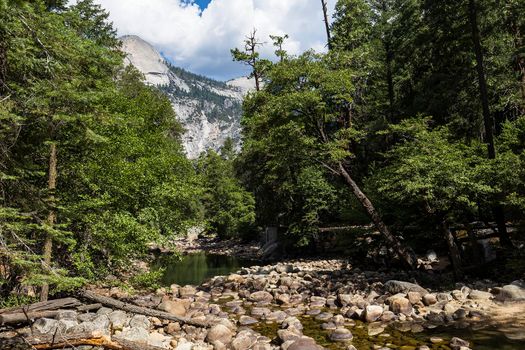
top-left (120, 35), bottom-right (254, 158)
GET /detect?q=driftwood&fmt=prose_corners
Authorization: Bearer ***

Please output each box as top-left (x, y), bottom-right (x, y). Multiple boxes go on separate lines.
top-left (79, 290), bottom-right (209, 327)
top-left (23, 331), bottom-right (167, 350)
top-left (0, 310), bottom-right (62, 325)
top-left (0, 298), bottom-right (81, 315)
top-left (0, 302), bottom-right (102, 325)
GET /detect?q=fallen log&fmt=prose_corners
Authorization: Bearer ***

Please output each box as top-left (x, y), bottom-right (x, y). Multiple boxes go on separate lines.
top-left (0, 310), bottom-right (61, 325)
top-left (0, 303), bottom-right (103, 325)
top-left (0, 298), bottom-right (81, 315)
top-left (77, 303), bottom-right (102, 312)
top-left (24, 331), bottom-right (168, 350)
top-left (79, 290), bottom-right (209, 327)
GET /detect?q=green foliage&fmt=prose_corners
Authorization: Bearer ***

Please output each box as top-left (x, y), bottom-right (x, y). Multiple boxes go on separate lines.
top-left (0, 0), bottom-right (204, 296)
top-left (197, 149), bottom-right (256, 239)
top-left (129, 269), bottom-right (165, 291)
top-left (371, 119), bottom-right (493, 219)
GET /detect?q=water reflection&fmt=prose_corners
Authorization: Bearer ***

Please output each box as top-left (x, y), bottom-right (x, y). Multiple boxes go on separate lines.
top-left (158, 252), bottom-right (256, 286)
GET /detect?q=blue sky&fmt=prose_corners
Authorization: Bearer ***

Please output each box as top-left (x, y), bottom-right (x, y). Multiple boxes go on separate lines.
top-left (88, 0), bottom-right (336, 81)
top-left (194, 0), bottom-right (211, 10)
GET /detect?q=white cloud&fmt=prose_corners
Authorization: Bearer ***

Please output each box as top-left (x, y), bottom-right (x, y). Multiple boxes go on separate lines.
top-left (80, 0), bottom-right (336, 80)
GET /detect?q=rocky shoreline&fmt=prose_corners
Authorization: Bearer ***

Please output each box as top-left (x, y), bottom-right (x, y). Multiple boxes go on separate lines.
top-left (2, 259), bottom-right (525, 350)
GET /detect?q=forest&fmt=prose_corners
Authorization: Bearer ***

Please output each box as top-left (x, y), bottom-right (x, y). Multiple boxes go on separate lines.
top-left (1, 0), bottom-right (524, 306)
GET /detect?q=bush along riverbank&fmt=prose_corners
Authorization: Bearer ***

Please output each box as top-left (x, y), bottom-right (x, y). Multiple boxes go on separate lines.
top-left (2, 260), bottom-right (525, 350)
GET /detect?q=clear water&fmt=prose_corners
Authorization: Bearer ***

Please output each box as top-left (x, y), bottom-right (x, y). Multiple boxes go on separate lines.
top-left (158, 252), bottom-right (258, 286)
top-left (157, 253), bottom-right (525, 349)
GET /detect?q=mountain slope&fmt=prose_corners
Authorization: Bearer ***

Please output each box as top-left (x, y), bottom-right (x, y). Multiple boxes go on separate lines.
top-left (120, 35), bottom-right (254, 158)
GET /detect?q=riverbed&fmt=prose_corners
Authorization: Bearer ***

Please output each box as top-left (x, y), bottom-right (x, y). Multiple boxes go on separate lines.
top-left (152, 253), bottom-right (525, 349)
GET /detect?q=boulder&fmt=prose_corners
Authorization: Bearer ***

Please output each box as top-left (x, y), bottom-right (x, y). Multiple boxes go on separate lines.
top-left (158, 299), bottom-right (188, 317)
top-left (147, 332), bottom-right (171, 349)
top-left (206, 324), bottom-right (233, 345)
top-left (422, 294), bottom-right (437, 306)
top-left (56, 310), bottom-right (77, 321)
top-left (495, 285), bottom-right (525, 301)
top-left (450, 337), bottom-right (470, 350)
top-left (231, 330), bottom-right (258, 350)
top-left (407, 292), bottom-right (422, 304)
top-left (364, 305), bottom-right (383, 323)
top-left (179, 285), bottom-right (197, 298)
top-left (329, 328), bottom-right (353, 342)
top-left (32, 318), bottom-right (58, 334)
top-left (248, 291), bottom-right (273, 303)
top-left (278, 329), bottom-right (302, 342)
top-left (108, 310), bottom-right (128, 330)
top-left (286, 338), bottom-right (324, 350)
top-left (239, 315), bottom-right (258, 326)
top-left (129, 314), bottom-right (150, 330)
top-left (468, 290), bottom-right (492, 300)
top-left (391, 297), bottom-right (412, 316)
top-left (119, 327), bottom-right (149, 343)
top-left (384, 280), bottom-right (428, 295)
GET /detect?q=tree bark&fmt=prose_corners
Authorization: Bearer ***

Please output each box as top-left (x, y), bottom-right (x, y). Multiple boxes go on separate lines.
top-left (321, 0), bottom-right (332, 50)
top-left (79, 290), bottom-right (209, 327)
top-left (20, 331), bottom-right (168, 350)
top-left (40, 142), bottom-right (57, 302)
top-left (468, 0), bottom-right (513, 249)
top-left (0, 297), bottom-right (80, 315)
top-left (338, 162), bottom-right (416, 268)
top-left (441, 220), bottom-right (463, 279)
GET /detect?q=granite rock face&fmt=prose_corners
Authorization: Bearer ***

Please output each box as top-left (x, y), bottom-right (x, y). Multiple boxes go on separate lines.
top-left (120, 35), bottom-right (255, 159)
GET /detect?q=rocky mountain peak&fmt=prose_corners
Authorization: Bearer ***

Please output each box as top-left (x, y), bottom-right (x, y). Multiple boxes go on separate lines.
top-left (120, 35), bottom-right (254, 158)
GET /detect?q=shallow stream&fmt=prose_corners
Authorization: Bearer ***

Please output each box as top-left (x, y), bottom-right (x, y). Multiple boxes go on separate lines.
top-left (157, 253), bottom-right (525, 349)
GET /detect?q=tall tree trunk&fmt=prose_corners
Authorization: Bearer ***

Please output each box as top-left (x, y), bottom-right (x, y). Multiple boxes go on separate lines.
top-left (338, 162), bottom-right (416, 268)
top-left (468, 0), bottom-right (513, 249)
top-left (385, 41), bottom-right (395, 122)
top-left (40, 142), bottom-right (57, 302)
top-left (441, 219), bottom-right (463, 279)
top-left (321, 0), bottom-right (332, 50)
top-left (0, 33), bottom-right (7, 94)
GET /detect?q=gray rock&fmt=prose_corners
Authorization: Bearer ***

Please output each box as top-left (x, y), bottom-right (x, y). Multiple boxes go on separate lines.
top-left (147, 332), bottom-right (171, 348)
top-left (453, 308), bottom-right (468, 320)
top-left (108, 310), bottom-right (128, 330)
top-left (206, 324), bottom-right (233, 345)
top-left (96, 307), bottom-right (113, 315)
top-left (329, 328), bottom-right (353, 342)
top-left (239, 315), bottom-right (258, 326)
top-left (364, 305), bottom-right (383, 323)
top-left (278, 329), bottom-right (302, 342)
top-left (32, 318), bottom-right (58, 334)
top-left (314, 312), bottom-right (333, 322)
top-left (231, 330), bottom-right (258, 350)
top-left (450, 337), bottom-right (470, 349)
top-left (367, 322), bottom-right (385, 336)
top-left (468, 290), bottom-right (492, 300)
top-left (384, 280), bottom-right (428, 295)
top-left (78, 313), bottom-right (97, 323)
top-left (58, 319), bottom-right (78, 333)
top-left (380, 311), bottom-right (396, 322)
top-left (56, 310), bottom-right (77, 321)
top-left (129, 314), bottom-right (150, 330)
top-left (495, 285), bottom-right (525, 301)
top-left (287, 338), bottom-right (324, 350)
top-left (249, 291), bottom-right (273, 303)
top-left (118, 326), bottom-right (149, 342)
